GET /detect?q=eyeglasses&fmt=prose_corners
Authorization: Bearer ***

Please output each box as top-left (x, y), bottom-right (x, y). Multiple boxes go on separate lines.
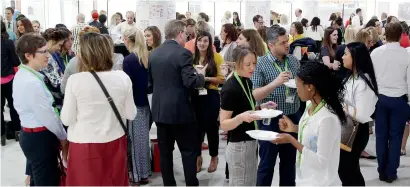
top-left (35, 49), bottom-right (51, 54)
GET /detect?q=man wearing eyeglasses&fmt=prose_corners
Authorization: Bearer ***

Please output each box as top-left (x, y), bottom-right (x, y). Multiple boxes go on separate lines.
top-left (253, 15), bottom-right (264, 30)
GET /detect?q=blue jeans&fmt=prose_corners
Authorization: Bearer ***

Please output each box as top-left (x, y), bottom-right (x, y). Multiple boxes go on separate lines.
top-left (375, 94), bottom-right (410, 178)
top-left (256, 113), bottom-right (301, 186)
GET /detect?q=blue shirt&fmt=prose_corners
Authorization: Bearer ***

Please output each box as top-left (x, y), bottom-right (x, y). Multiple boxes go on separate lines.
top-left (12, 65), bottom-right (67, 140)
top-left (123, 53), bottom-right (149, 107)
top-left (251, 53), bottom-right (300, 115)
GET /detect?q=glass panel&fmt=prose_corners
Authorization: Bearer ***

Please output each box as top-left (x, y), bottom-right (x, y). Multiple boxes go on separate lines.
top-left (176, 0), bottom-right (188, 16)
top-left (20, 0), bottom-right (46, 28)
top-left (107, 0), bottom-right (136, 25)
top-left (96, 0), bottom-right (108, 15)
top-left (270, 2), bottom-right (292, 26)
top-left (46, 0), bottom-right (62, 28)
top-left (79, 0), bottom-right (95, 23)
top-left (61, 0), bottom-right (78, 29)
top-left (214, 0), bottom-right (240, 36)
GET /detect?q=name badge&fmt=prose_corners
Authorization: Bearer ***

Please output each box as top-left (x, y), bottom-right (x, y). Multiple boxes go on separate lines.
top-left (199, 88), bottom-right (208, 96)
top-left (286, 94), bottom-right (295, 103)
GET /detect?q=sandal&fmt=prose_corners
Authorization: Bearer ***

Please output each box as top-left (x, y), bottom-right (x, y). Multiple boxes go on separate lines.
top-left (401, 150), bottom-right (406, 156)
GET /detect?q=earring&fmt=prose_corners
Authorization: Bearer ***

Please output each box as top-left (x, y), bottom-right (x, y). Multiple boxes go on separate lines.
top-left (308, 89), bottom-right (311, 91)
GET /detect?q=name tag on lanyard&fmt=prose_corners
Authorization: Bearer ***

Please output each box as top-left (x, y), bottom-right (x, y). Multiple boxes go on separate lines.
top-left (199, 88), bottom-right (208, 96)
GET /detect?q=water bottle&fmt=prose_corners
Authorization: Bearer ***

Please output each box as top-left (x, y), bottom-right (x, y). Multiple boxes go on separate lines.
top-left (262, 118), bottom-right (271, 125)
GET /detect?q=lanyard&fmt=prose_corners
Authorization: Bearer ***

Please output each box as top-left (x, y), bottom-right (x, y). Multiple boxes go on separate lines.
top-left (270, 54), bottom-right (291, 96)
top-left (19, 65), bottom-right (60, 116)
top-left (64, 55), bottom-right (69, 66)
top-left (233, 72), bottom-right (258, 130)
top-left (52, 53), bottom-right (65, 74)
top-left (297, 100), bottom-right (326, 167)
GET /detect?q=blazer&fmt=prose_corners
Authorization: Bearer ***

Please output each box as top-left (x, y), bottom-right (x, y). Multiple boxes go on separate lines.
top-left (1, 39), bottom-right (20, 77)
top-left (148, 40), bottom-right (205, 124)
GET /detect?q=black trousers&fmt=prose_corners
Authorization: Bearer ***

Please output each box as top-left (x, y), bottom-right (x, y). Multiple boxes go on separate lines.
top-left (338, 122), bottom-right (369, 186)
top-left (20, 130), bottom-right (61, 186)
top-left (156, 122), bottom-right (199, 186)
top-left (1, 79), bottom-right (21, 136)
top-left (193, 89), bottom-right (220, 157)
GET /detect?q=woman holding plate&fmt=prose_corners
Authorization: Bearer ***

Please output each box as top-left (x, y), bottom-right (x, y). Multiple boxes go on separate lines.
top-left (220, 45), bottom-right (276, 186)
top-left (272, 62), bottom-right (346, 186)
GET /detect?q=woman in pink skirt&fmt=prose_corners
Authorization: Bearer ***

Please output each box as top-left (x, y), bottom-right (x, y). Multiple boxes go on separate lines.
top-left (61, 32), bottom-right (136, 186)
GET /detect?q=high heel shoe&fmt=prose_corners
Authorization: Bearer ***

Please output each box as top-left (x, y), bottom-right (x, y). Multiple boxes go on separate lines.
top-left (207, 157), bottom-right (219, 173)
top-left (196, 156), bottom-right (203, 173)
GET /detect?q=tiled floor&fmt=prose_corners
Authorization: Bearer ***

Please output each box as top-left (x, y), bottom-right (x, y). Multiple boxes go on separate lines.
top-left (1, 108), bottom-right (410, 186)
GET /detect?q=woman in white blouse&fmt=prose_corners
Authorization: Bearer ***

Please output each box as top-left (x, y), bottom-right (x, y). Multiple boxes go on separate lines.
top-left (338, 42), bottom-right (378, 186)
top-left (272, 62), bottom-right (346, 186)
top-left (304, 17), bottom-right (324, 49)
top-left (61, 32), bottom-right (136, 185)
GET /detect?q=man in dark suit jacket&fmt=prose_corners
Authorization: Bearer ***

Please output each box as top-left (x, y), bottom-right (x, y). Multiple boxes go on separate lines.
top-left (148, 19), bottom-right (205, 186)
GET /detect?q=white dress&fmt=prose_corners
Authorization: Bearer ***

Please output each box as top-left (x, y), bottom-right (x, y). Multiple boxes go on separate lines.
top-left (296, 101), bottom-right (342, 186)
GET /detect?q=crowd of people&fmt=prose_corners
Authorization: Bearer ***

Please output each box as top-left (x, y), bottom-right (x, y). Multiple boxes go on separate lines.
top-left (1, 5), bottom-right (410, 186)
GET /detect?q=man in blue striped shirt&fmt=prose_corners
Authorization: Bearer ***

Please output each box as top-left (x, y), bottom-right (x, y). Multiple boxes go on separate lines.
top-left (251, 26), bottom-right (301, 186)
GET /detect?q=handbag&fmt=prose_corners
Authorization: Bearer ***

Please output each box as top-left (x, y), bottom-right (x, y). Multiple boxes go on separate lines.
top-left (340, 104), bottom-right (359, 152)
top-left (89, 71), bottom-right (135, 183)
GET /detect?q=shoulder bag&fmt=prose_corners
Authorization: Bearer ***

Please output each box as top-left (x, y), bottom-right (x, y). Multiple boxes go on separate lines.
top-left (340, 103), bottom-right (359, 152)
top-left (89, 71), bottom-right (135, 183)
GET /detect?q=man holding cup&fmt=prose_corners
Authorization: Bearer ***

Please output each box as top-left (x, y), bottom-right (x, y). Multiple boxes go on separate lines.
top-left (251, 27), bottom-right (301, 186)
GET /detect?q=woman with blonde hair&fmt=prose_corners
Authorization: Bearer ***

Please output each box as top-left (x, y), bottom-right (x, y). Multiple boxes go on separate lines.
top-left (122, 28), bottom-right (151, 185)
top-left (356, 28), bottom-right (373, 49)
top-left (367, 27), bottom-right (383, 52)
top-left (61, 32), bottom-right (136, 186)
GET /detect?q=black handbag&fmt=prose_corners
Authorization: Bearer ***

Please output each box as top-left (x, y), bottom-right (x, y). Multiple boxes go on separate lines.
top-left (89, 71), bottom-right (135, 182)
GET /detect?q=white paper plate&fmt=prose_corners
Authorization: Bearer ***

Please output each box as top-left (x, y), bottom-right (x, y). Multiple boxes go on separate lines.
top-left (284, 79), bottom-right (296, 88)
top-left (246, 130), bottom-right (279, 141)
top-left (253, 109), bottom-right (283, 119)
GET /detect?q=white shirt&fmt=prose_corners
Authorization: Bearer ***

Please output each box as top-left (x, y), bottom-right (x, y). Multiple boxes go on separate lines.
top-left (297, 101), bottom-right (341, 186)
top-left (371, 42), bottom-right (410, 101)
top-left (219, 42), bottom-right (232, 58)
top-left (344, 75), bottom-right (378, 123)
top-left (13, 65), bottom-right (67, 140)
top-left (116, 21), bottom-right (137, 36)
top-left (61, 71), bottom-right (136, 143)
top-left (304, 26), bottom-right (324, 41)
top-left (221, 17), bottom-right (230, 25)
top-left (351, 15), bottom-right (361, 27)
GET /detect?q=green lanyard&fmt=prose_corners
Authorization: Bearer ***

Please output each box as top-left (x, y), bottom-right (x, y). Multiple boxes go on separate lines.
top-left (233, 72), bottom-right (258, 130)
top-left (63, 55), bottom-right (69, 66)
top-left (297, 100), bottom-right (326, 167)
top-left (19, 65), bottom-right (60, 116)
top-left (272, 57), bottom-right (290, 96)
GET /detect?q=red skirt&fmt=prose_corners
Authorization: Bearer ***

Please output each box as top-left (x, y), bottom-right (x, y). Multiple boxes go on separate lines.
top-left (66, 136), bottom-right (128, 186)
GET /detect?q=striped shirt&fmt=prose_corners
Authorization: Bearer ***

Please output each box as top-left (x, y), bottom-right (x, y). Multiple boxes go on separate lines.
top-left (251, 52), bottom-right (300, 115)
top-left (71, 23), bottom-right (87, 55)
